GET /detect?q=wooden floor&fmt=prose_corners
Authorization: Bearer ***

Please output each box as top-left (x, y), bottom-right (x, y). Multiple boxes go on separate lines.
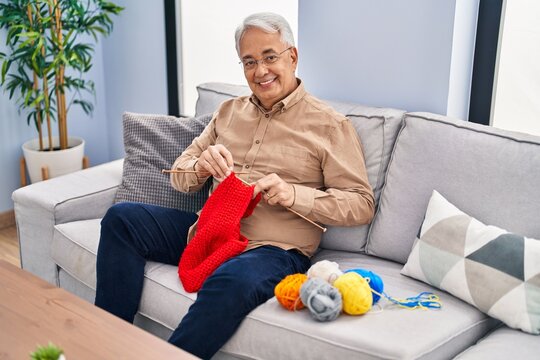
top-left (0, 225), bottom-right (20, 267)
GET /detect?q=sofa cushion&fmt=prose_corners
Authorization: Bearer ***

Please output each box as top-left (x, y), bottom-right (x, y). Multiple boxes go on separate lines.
top-left (52, 219), bottom-right (198, 332)
top-left (402, 190), bottom-right (540, 334)
top-left (138, 250), bottom-right (498, 359)
top-left (195, 82), bottom-right (251, 117)
top-left (52, 217), bottom-right (197, 297)
top-left (51, 214), bottom-right (498, 359)
top-left (194, 82), bottom-right (405, 252)
top-left (454, 326), bottom-right (540, 359)
top-left (114, 112), bottom-right (212, 212)
top-left (306, 250), bottom-right (499, 359)
top-left (52, 219), bottom-right (102, 289)
top-left (320, 104), bottom-right (404, 252)
top-left (58, 268), bottom-right (97, 304)
top-left (368, 112), bottom-right (540, 264)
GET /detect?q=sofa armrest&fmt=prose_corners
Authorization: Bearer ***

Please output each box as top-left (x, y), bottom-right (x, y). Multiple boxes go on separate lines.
top-left (12, 159), bottom-right (124, 285)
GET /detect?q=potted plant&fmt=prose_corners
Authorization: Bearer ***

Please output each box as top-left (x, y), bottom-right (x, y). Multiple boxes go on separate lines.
top-left (0, 0), bottom-right (123, 183)
top-left (30, 342), bottom-right (65, 360)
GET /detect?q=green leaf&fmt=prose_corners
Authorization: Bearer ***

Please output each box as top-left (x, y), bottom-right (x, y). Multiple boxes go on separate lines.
top-left (26, 111), bottom-right (34, 127)
top-left (1, 60), bottom-right (10, 84)
top-left (30, 93), bottom-right (45, 108)
top-left (30, 342), bottom-right (64, 360)
top-left (0, 0), bottom-right (123, 134)
top-left (73, 99), bottom-right (94, 115)
top-left (16, 31), bottom-right (40, 40)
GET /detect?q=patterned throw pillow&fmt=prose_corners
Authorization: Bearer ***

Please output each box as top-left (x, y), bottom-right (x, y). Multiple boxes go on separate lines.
top-left (114, 112), bottom-right (213, 212)
top-left (401, 190), bottom-right (540, 334)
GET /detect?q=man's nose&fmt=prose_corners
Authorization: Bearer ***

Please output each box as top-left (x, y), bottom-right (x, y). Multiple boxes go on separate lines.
top-left (254, 61), bottom-right (269, 76)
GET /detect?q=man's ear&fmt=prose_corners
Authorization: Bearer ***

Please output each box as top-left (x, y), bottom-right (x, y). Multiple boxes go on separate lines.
top-left (290, 46), bottom-right (299, 68)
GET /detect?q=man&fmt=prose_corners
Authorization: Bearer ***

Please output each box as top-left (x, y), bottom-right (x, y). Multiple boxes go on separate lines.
top-left (95, 12), bottom-right (374, 360)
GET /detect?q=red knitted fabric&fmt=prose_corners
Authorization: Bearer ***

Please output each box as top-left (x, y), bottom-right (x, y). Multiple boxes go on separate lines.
top-left (178, 173), bottom-right (261, 292)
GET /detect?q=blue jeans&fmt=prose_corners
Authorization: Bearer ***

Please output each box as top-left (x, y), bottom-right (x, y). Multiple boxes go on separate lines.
top-left (95, 202), bottom-right (310, 359)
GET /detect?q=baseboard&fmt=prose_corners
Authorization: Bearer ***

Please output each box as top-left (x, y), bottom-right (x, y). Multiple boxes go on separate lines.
top-left (0, 210), bottom-right (15, 230)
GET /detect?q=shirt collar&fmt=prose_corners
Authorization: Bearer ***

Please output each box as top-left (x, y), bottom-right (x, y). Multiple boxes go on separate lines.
top-left (249, 78), bottom-right (305, 114)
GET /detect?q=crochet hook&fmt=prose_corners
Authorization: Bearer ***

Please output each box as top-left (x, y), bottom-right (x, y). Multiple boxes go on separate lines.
top-left (236, 176), bottom-right (327, 233)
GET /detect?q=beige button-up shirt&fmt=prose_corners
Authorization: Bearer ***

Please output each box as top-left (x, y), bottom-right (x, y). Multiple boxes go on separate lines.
top-left (171, 80), bottom-right (374, 257)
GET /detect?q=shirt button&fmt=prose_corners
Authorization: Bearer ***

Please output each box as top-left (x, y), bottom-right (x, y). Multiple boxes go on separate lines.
top-left (255, 140), bottom-right (260, 144)
top-left (265, 114), bottom-right (269, 118)
top-left (245, 165), bottom-right (250, 169)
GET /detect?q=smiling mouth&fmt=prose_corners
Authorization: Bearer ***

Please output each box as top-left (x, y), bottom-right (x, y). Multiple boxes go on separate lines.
top-left (258, 78), bottom-right (276, 86)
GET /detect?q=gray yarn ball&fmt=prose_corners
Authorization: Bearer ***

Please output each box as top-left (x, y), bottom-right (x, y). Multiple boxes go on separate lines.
top-left (300, 278), bottom-right (342, 322)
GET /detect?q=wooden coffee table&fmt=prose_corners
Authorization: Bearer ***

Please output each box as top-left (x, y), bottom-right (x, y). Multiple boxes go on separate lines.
top-left (0, 260), bottom-right (198, 359)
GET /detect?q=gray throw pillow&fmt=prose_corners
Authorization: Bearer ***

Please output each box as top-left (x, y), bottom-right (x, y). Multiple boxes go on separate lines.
top-left (114, 112), bottom-right (212, 212)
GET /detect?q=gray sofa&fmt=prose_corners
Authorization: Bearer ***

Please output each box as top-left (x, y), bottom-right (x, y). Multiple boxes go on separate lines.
top-left (12, 82), bottom-right (540, 359)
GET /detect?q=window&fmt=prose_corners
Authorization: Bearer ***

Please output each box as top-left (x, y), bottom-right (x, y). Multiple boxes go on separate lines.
top-left (491, 0), bottom-right (540, 136)
top-left (469, 0), bottom-right (540, 136)
top-left (176, 0), bottom-right (298, 116)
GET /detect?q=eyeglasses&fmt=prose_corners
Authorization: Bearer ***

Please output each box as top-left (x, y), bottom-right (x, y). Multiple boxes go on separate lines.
top-left (239, 47), bottom-right (292, 71)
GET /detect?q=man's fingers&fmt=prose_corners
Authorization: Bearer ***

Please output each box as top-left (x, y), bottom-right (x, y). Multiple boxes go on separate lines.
top-left (208, 151), bottom-right (225, 178)
top-left (199, 152), bottom-right (222, 178)
top-left (216, 145), bottom-right (234, 174)
top-left (205, 145), bottom-right (234, 178)
top-left (199, 158), bottom-right (218, 177)
top-left (216, 145), bottom-right (234, 176)
top-left (254, 173), bottom-right (294, 207)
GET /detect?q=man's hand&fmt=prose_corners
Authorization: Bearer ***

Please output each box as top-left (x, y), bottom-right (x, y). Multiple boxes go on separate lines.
top-left (195, 144), bottom-right (234, 179)
top-left (254, 173), bottom-right (295, 207)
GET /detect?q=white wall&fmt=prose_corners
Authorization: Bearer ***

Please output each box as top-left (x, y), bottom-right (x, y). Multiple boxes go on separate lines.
top-left (102, 0), bottom-right (168, 160)
top-left (492, 0), bottom-right (540, 136)
top-left (298, 0), bottom-right (477, 116)
top-left (179, 0), bottom-right (298, 116)
top-left (69, 36), bottom-right (110, 168)
top-left (0, 51), bottom-right (36, 212)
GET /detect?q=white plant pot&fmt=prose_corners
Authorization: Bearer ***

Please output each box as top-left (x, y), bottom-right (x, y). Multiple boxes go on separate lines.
top-left (22, 136), bottom-right (85, 183)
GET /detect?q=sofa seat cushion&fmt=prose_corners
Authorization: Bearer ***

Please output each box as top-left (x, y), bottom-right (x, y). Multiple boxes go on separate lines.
top-left (52, 219), bottom-right (197, 298)
top-left (455, 326), bottom-right (540, 359)
top-left (53, 219), bottom-right (102, 289)
top-left (300, 250), bottom-right (499, 359)
top-left (52, 218), bottom-right (498, 359)
top-left (142, 251), bottom-right (497, 359)
top-left (52, 219), bottom-right (498, 360)
top-left (52, 217), bottom-right (197, 327)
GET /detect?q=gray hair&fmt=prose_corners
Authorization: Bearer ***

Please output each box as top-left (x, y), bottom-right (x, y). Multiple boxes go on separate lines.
top-left (235, 12), bottom-right (295, 56)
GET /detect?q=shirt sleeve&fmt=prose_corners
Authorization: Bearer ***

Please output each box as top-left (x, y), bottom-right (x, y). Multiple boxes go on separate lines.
top-left (289, 119), bottom-right (375, 226)
top-left (170, 113), bottom-right (218, 193)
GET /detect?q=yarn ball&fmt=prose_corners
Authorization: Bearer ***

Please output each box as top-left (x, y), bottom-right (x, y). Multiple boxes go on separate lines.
top-left (307, 260), bottom-right (344, 284)
top-left (275, 273), bottom-right (308, 311)
top-left (300, 278), bottom-right (343, 322)
top-left (333, 272), bottom-right (373, 315)
top-left (345, 268), bottom-right (384, 304)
